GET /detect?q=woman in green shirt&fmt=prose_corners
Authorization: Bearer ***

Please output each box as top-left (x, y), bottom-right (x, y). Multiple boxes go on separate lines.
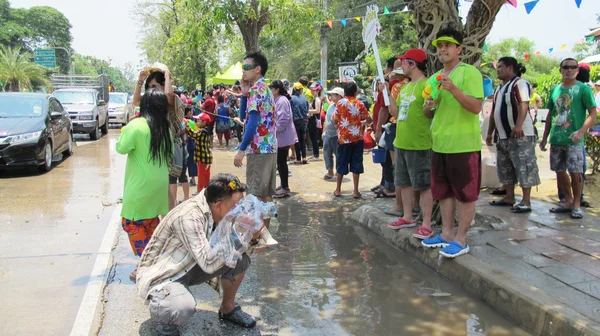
top-left (117, 88), bottom-right (173, 272)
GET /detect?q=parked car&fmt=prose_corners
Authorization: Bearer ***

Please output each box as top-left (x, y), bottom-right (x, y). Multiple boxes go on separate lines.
top-left (51, 74), bottom-right (110, 140)
top-left (0, 92), bottom-right (73, 172)
top-left (108, 92), bottom-right (133, 126)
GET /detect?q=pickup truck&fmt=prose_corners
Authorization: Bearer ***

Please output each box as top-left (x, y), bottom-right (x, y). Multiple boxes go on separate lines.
top-left (51, 75), bottom-right (110, 140)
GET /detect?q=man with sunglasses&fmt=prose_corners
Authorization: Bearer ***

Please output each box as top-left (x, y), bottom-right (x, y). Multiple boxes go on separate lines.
top-left (136, 174), bottom-right (257, 334)
top-left (234, 52), bottom-right (278, 242)
top-left (540, 58), bottom-right (597, 219)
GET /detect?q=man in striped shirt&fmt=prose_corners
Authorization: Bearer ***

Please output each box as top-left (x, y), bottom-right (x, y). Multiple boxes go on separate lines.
top-left (486, 57), bottom-right (540, 213)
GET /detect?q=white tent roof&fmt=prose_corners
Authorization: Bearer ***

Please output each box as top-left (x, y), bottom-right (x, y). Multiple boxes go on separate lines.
top-left (580, 54), bottom-right (600, 64)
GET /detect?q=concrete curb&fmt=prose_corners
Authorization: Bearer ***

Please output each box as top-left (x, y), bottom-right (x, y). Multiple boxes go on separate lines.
top-left (351, 204), bottom-right (600, 336)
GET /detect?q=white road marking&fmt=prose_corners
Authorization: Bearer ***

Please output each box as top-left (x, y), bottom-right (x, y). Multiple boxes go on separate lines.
top-left (69, 205), bottom-right (121, 336)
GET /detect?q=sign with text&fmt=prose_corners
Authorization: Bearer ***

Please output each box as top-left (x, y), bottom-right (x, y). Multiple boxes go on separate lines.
top-left (339, 64), bottom-right (358, 82)
top-left (34, 49), bottom-right (56, 68)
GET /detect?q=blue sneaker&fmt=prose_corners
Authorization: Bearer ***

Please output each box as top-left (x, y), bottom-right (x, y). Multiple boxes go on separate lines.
top-left (439, 241), bottom-right (470, 258)
top-left (421, 234), bottom-right (449, 248)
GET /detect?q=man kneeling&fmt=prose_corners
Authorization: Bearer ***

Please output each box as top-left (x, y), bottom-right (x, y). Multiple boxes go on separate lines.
top-left (136, 174), bottom-right (256, 335)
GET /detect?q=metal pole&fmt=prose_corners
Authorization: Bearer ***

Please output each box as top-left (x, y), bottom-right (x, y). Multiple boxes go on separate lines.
top-left (320, 0), bottom-right (328, 91)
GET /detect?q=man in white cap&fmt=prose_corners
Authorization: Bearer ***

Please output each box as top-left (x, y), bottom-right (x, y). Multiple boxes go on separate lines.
top-left (322, 87), bottom-right (344, 180)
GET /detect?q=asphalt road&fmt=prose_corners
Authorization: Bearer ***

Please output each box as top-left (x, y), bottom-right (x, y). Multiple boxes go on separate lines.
top-left (0, 128), bottom-right (125, 336)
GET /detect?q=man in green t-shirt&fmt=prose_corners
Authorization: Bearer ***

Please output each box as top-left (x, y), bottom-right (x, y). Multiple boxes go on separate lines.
top-left (385, 48), bottom-right (435, 241)
top-left (420, 27), bottom-right (484, 259)
top-left (540, 58), bottom-right (597, 219)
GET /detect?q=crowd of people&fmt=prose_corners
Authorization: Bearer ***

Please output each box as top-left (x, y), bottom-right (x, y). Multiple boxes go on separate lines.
top-left (113, 25), bottom-right (598, 335)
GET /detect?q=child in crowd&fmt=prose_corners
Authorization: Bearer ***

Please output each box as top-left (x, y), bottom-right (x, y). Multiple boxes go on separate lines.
top-left (184, 106), bottom-right (198, 187)
top-left (185, 113), bottom-right (213, 193)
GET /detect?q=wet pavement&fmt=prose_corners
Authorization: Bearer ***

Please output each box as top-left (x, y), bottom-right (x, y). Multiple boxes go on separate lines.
top-left (0, 128), bottom-right (125, 335)
top-left (99, 148), bottom-right (528, 335)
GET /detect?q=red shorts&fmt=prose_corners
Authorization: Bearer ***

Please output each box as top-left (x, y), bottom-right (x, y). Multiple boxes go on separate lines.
top-left (197, 163), bottom-right (211, 192)
top-left (431, 151), bottom-right (481, 203)
top-left (121, 217), bottom-right (160, 257)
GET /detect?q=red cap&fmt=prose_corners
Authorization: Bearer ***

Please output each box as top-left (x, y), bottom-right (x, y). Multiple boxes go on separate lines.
top-left (197, 113), bottom-right (212, 124)
top-left (187, 99), bottom-right (193, 105)
top-left (397, 49), bottom-right (427, 63)
top-left (579, 62), bottom-right (590, 71)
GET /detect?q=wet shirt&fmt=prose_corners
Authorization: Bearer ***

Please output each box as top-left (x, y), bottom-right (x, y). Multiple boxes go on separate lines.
top-left (245, 78), bottom-right (278, 154)
top-left (333, 96), bottom-right (369, 144)
top-left (394, 79), bottom-right (432, 150)
top-left (116, 117), bottom-right (169, 220)
top-left (547, 82), bottom-right (596, 145)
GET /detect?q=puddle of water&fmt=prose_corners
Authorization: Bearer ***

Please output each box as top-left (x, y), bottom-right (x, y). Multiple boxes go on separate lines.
top-left (254, 200), bottom-right (530, 336)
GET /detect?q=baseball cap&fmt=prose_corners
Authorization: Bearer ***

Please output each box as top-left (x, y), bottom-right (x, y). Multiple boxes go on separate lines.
top-left (579, 62), bottom-right (590, 71)
top-left (293, 82), bottom-right (304, 90)
top-left (326, 87), bottom-right (345, 96)
top-left (197, 113), bottom-right (212, 124)
top-left (309, 82), bottom-right (322, 90)
top-left (595, 80), bottom-right (600, 86)
top-left (397, 48), bottom-right (428, 63)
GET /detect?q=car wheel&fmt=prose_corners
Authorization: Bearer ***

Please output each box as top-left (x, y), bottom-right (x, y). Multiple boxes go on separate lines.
top-left (90, 121), bottom-right (100, 140)
top-left (41, 142), bottom-right (53, 172)
top-left (63, 133), bottom-right (74, 157)
top-left (100, 118), bottom-right (108, 134)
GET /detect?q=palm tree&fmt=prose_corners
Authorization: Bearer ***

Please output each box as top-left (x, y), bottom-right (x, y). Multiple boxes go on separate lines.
top-left (0, 46), bottom-right (50, 92)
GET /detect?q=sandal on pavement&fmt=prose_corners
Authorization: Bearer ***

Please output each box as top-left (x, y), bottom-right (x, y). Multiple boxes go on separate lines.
top-left (511, 204), bottom-right (532, 213)
top-left (323, 174), bottom-right (335, 181)
top-left (412, 226), bottom-right (433, 239)
top-left (571, 208), bottom-right (584, 219)
top-left (490, 188), bottom-right (507, 196)
top-left (489, 199), bottom-right (514, 207)
top-left (218, 305), bottom-right (256, 328)
top-left (273, 188), bottom-right (290, 198)
top-left (549, 206), bottom-right (572, 213)
top-left (371, 185), bottom-right (383, 192)
top-left (422, 234), bottom-right (450, 248)
top-left (439, 241), bottom-right (470, 258)
top-left (384, 209), bottom-right (404, 217)
top-left (353, 193), bottom-right (362, 199)
top-left (374, 189), bottom-right (396, 198)
top-left (388, 218), bottom-right (416, 230)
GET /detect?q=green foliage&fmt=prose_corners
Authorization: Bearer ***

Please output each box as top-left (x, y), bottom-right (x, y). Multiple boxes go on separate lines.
top-left (0, 46), bottom-right (50, 91)
top-left (71, 54), bottom-right (133, 94)
top-left (0, 1), bottom-right (73, 74)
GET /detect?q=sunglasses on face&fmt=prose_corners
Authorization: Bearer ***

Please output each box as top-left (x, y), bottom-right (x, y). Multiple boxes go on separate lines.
top-left (242, 63), bottom-right (258, 71)
top-left (561, 65), bottom-right (578, 70)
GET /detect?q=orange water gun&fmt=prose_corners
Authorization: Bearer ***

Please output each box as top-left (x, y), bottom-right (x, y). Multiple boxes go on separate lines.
top-left (422, 74), bottom-right (443, 100)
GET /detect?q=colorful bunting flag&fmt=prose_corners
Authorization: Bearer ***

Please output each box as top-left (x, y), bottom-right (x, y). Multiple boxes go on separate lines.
top-left (524, 53), bottom-right (530, 62)
top-left (355, 17), bottom-right (361, 22)
top-left (575, 0), bottom-right (582, 8)
top-left (535, 51), bottom-right (541, 55)
top-left (326, 20), bottom-right (333, 28)
top-left (506, 0), bottom-right (517, 8)
top-left (327, 80), bottom-right (331, 83)
top-left (587, 36), bottom-right (595, 42)
top-left (402, 5), bottom-right (409, 12)
top-left (577, 39), bottom-right (584, 45)
top-left (383, 6), bottom-right (390, 14)
top-left (524, 0), bottom-right (539, 14)
top-left (480, 62), bottom-right (488, 67)
top-left (548, 47), bottom-right (554, 53)
top-left (560, 44), bottom-right (567, 50)
top-left (340, 19), bottom-right (347, 27)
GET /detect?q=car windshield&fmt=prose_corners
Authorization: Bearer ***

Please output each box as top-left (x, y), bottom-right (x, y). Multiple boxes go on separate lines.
top-left (0, 96), bottom-right (45, 118)
top-left (109, 93), bottom-right (127, 104)
top-left (54, 91), bottom-right (95, 105)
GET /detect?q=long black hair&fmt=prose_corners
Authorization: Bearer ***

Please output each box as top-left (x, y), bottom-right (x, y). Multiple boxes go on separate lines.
top-left (140, 88), bottom-right (173, 166)
top-left (498, 57), bottom-right (527, 77)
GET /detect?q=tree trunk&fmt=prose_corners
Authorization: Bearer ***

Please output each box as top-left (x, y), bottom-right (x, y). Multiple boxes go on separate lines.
top-left (235, 0), bottom-right (269, 53)
top-left (409, 0), bottom-right (505, 72)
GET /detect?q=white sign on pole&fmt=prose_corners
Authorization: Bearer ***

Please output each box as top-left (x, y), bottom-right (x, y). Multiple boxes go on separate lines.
top-left (362, 5), bottom-right (389, 106)
top-left (339, 64), bottom-right (358, 82)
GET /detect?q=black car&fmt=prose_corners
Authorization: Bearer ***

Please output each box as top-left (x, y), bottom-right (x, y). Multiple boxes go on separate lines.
top-left (0, 93), bottom-right (73, 172)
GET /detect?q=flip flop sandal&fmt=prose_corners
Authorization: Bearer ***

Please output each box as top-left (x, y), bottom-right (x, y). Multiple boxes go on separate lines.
top-left (323, 174), bottom-right (335, 180)
top-left (581, 200), bottom-right (592, 208)
top-left (511, 204), bottom-right (532, 213)
top-left (218, 306), bottom-right (256, 328)
top-left (571, 208), bottom-right (584, 219)
top-left (371, 185), bottom-right (383, 192)
top-left (384, 209), bottom-right (404, 217)
top-left (374, 189), bottom-right (396, 198)
top-left (353, 193), bottom-right (362, 199)
top-left (333, 191), bottom-right (342, 198)
top-left (490, 188), bottom-right (507, 195)
top-left (549, 206), bottom-right (572, 213)
top-left (412, 226), bottom-right (433, 239)
top-left (489, 199), bottom-right (515, 206)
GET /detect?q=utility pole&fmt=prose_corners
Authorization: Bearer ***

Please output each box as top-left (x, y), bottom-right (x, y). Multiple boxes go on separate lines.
top-left (320, 0), bottom-right (328, 90)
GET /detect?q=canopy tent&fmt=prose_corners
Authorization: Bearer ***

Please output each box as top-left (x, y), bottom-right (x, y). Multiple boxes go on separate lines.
top-left (211, 62), bottom-right (242, 85)
top-left (580, 54), bottom-right (600, 64)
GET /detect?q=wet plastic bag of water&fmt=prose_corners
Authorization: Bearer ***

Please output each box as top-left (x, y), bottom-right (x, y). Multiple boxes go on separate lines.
top-left (209, 194), bottom-right (277, 267)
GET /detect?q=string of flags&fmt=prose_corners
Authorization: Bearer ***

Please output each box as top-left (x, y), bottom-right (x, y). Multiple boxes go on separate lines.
top-left (325, 5), bottom-right (410, 29)
top-left (460, 0), bottom-right (585, 14)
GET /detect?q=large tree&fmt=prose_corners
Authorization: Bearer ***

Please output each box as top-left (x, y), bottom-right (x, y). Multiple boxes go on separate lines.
top-left (0, 46), bottom-right (49, 92)
top-left (409, 0), bottom-right (505, 69)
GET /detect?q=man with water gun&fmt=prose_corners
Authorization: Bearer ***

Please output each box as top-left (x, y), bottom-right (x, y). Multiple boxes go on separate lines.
top-left (420, 26), bottom-right (484, 259)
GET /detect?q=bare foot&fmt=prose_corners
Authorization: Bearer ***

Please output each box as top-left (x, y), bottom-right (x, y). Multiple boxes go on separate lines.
top-left (333, 190), bottom-right (341, 197)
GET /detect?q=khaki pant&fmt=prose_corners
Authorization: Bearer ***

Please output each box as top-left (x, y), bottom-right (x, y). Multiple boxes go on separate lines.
top-left (148, 254), bottom-right (251, 326)
top-left (246, 153), bottom-right (277, 197)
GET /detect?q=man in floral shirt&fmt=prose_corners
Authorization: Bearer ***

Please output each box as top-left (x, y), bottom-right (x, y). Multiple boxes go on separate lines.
top-left (333, 82), bottom-right (373, 198)
top-left (234, 52), bottom-right (278, 236)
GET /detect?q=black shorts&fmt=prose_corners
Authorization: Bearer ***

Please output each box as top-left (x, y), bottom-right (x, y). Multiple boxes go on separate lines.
top-left (169, 162), bottom-right (189, 184)
top-left (336, 140), bottom-right (364, 175)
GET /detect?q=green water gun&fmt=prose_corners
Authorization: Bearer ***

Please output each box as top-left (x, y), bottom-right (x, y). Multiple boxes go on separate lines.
top-left (422, 73), bottom-right (443, 101)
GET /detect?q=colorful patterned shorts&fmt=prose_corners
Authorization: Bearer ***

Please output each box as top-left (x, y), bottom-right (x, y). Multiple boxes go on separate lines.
top-left (121, 217), bottom-right (160, 257)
